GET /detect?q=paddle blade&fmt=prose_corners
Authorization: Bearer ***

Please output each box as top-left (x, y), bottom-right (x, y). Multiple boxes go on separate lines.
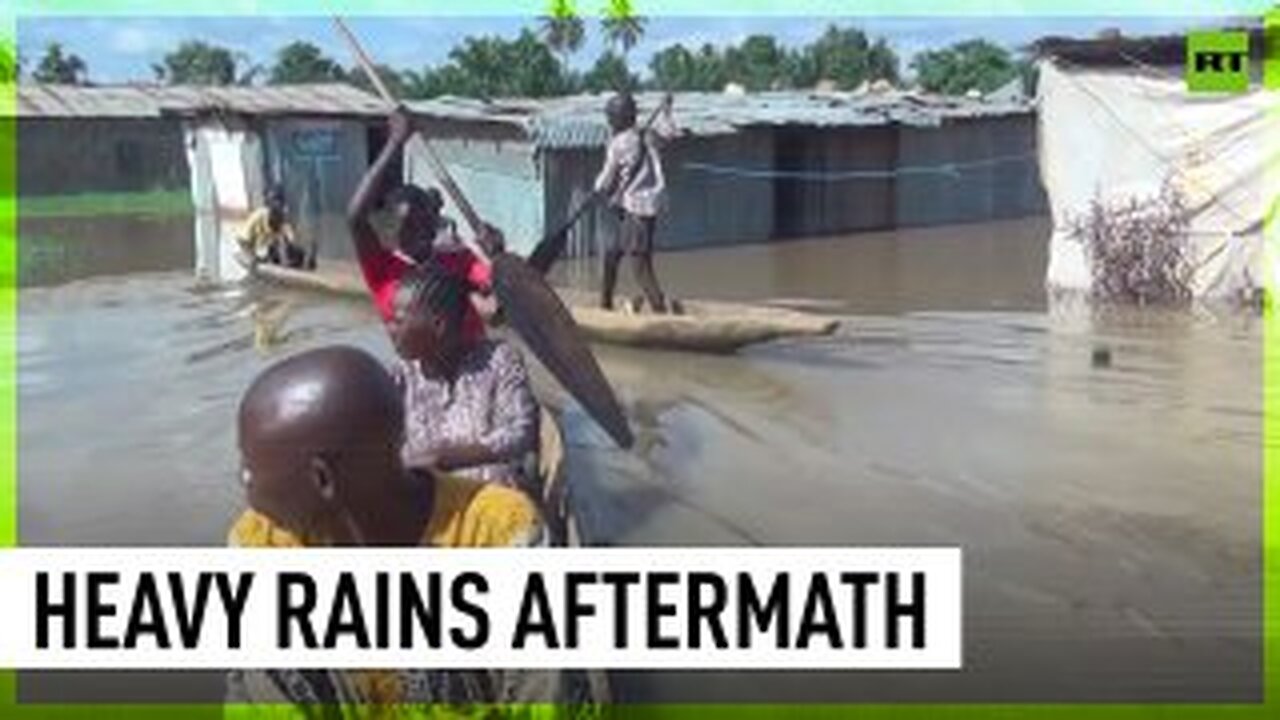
top-left (489, 253), bottom-right (634, 449)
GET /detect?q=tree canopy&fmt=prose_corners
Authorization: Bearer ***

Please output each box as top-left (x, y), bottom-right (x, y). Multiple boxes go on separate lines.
top-left (647, 25), bottom-right (899, 93)
top-left (410, 29), bottom-right (571, 99)
top-left (601, 0), bottom-right (646, 58)
top-left (268, 41), bottom-right (346, 84)
top-left (910, 39), bottom-right (1020, 95)
top-left (33, 42), bottom-right (88, 85)
top-left (154, 40), bottom-right (257, 85)
top-left (581, 50), bottom-right (638, 93)
top-left (540, 0), bottom-right (586, 71)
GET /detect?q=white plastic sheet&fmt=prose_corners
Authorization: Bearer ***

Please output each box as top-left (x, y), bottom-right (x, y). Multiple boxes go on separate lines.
top-left (1037, 60), bottom-right (1278, 299)
top-left (184, 121), bottom-right (264, 283)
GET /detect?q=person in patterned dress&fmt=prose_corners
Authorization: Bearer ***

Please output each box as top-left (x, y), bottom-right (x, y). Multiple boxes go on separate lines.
top-left (384, 263), bottom-right (540, 493)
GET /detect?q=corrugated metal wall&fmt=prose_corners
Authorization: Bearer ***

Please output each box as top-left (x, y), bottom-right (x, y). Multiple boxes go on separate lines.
top-left (405, 114), bottom-right (1045, 258)
top-left (18, 118), bottom-right (189, 196)
top-left (665, 130), bottom-right (776, 249)
top-left (542, 129), bottom-right (776, 257)
top-left (772, 125), bottom-right (898, 237)
top-left (896, 115), bottom-right (1044, 227)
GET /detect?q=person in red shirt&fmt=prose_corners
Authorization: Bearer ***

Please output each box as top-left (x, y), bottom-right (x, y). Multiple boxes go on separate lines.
top-left (346, 108), bottom-right (502, 344)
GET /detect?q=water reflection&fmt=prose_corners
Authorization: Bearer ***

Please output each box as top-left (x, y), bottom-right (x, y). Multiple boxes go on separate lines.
top-left (20, 214), bottom-right (194, 287)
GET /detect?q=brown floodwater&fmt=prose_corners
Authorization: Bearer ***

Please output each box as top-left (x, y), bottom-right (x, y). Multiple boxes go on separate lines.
top-left (17, 216), bottom-right (1261, 703)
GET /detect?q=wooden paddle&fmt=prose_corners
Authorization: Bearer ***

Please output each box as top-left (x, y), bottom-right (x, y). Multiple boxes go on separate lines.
top-left (334, 18), bottom-right (634, 450)
top-left (528, 95), bottom-right (671, 274)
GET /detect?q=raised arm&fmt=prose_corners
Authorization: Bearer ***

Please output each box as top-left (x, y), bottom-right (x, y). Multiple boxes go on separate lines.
top-left (646, 93), bottom-right (678, 147)
top-left (347, 109), bottom-right (414, 263)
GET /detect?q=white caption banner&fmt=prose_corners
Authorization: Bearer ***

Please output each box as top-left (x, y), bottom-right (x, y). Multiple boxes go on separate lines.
top-left (0, 547), bottom-right (961, 670)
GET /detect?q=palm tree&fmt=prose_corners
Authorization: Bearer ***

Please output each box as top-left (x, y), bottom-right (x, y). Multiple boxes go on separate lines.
top-left (601, 0), bottom-right (646, 61)
top-left (540, 0), bottom-right (585, 78)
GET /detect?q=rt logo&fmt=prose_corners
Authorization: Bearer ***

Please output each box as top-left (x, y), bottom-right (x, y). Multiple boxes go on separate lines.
top-left (1186, 22), bottom-right (1278, 92)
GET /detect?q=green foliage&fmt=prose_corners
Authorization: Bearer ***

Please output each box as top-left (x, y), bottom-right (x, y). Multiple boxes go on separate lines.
top-left (540, 0), bottom-right (586, 65)
top-left (582, 51), bottom-right (638, 93)
top-left (649, 43), bottom-right (725, 92)
top-left (410, 29), bottom-right (572, 99)
top-left (647, 24), bottom-right (899, 93)
top-left (601, 0), bottom-right (646, 56)
top-left (723, 35), bottom-right (789, 91)
top-left (154, 40), bottom-right (257, 86)
top-left (0, 38), bottom-right (19, 83)
top-left (32, 42), bottom-right (88, 85)
top-left (269, 41), bottom-right (346, 85)
top-left (910, 38), bottom-right (1018, 95)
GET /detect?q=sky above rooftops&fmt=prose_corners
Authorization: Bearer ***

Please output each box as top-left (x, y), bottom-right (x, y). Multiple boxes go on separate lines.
top-left (18, 15), bottom-right (1221, 85)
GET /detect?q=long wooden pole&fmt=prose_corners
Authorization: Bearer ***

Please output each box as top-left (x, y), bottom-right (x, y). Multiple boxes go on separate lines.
top-left (331, 17), bottom-right (634, 450)
top-left (333, 17), bottom-right (489, 264)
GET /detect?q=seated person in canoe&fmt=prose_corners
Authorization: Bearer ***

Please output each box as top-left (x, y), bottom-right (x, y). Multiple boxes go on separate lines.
top-left (226, 345), bottom-right (570, 708)
top-left (237, 184), bottom-right (313, 271)
top-left (385, 263), bottom-right (540, 493)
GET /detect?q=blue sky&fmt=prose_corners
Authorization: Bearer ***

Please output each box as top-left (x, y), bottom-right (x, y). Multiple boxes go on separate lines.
top-left (17, 15), bottom-right (1222, 83)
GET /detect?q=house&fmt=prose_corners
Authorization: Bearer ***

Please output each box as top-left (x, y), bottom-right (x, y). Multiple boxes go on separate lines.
top-left (17, 83), bottom-right (388, 282)
top-left (17, 84), bottom-right (189, 196)
top-left (406, 90), bottom-right (1045, 258)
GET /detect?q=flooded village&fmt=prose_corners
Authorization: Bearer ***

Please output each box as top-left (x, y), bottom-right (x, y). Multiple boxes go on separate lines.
top-left (13, 16), bottom-right (1267, 706)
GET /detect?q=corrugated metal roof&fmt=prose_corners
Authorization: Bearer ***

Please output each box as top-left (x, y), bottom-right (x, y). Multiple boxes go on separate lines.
top-left (409, 90), bottom-right (1034, 149)
top-left (17, 83), bottom-right (386, 119)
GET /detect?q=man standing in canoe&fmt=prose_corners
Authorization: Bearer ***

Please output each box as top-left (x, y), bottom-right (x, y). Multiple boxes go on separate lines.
top-left (594, 91), bottom-right (678, 314)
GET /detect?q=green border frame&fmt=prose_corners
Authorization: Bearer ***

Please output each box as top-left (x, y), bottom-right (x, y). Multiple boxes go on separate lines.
top-left (2, 1), bottom-right (1276, 717)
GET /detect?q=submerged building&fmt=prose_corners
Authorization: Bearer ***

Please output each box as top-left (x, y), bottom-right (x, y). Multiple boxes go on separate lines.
top-left (16, 83), bottom-right (387, 281)
top-left (18, 84), bottom-right (1050, 281)
top-left (407, 90), bottom-right (1045, 256)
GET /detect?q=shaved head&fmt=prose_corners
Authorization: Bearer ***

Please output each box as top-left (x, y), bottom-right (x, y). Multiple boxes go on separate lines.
top-left (241, 345), bottom-right (401, 454)
top-left (238, 346), bottom-right (416, 545)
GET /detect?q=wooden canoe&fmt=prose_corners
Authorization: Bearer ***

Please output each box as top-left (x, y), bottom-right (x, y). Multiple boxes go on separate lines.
top-left (251, 262), bottom-right (838, 353)
top-left (537, 405), bottom-right (612, 704)
top-left (558, 290), bottom-right (839, 353)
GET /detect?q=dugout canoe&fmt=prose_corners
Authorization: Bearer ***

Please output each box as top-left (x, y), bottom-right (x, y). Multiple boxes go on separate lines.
top-left (537, 406), bottom-right (613, 704)
top-left (561, 292), bottom-right (840, 353)
top-left (250, 262), bottom-right (838, 353)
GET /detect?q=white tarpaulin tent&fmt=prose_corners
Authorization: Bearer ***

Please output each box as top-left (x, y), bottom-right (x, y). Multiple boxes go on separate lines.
top-left (1037, 59), bottom-right (1278, 299)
